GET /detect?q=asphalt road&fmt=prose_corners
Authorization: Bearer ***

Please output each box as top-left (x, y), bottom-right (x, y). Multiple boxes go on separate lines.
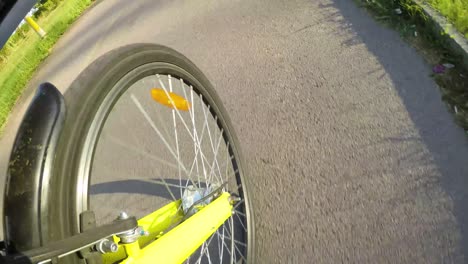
top-left (1, 0), bottom-right (468, 262)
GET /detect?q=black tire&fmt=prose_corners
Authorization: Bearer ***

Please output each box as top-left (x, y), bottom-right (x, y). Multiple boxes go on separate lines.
top-left (41, 44), bottom-right (254, 263)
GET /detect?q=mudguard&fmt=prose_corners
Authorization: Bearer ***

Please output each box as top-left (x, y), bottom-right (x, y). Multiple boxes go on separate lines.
top-left (3, 83), bottom-right (65, 252)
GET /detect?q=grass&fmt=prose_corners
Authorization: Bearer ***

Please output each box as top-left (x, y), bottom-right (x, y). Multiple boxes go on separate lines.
top-left (426, 0), bottom-right (468, 39)
top-left (357, 0), bottom-right (468, 131)
top-left (0, 0), bottom-right (94, 132)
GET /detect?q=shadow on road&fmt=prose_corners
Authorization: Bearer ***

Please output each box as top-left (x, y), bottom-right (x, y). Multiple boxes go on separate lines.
top-left (40, 0), bottom-right (170, 81)
top-left (90, 178), bottom-right (207, 200)
top-left (326, 0), bottom-right (468, 261)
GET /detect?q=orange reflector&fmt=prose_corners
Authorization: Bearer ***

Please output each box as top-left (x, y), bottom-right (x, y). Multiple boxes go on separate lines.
top-left (151, 88), bottom-right (190, 111)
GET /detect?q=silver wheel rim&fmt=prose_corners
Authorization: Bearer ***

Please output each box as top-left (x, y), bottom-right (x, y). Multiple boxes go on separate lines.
top-left (75, 63), bottom-right (250, 263)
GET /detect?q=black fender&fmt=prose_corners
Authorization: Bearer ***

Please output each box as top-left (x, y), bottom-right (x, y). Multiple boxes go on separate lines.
top-left (3, 83), bottom-right (65, 252)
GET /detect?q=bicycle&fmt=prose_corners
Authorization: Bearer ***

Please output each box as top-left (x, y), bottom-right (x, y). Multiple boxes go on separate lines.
top-left (1, 44), bottom-right (254, 263)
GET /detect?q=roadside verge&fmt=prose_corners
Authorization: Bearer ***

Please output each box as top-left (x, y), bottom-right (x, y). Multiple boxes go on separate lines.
top-left (357, 0), bottom-right (468, 131)
top-left (415, 0), bottom-right (468, 70)
top-left (0, 0), bottom-right (94, 133)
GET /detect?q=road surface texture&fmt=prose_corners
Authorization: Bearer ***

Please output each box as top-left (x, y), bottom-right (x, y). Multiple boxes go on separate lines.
top-left (1, 0), bottom-right (468, 263)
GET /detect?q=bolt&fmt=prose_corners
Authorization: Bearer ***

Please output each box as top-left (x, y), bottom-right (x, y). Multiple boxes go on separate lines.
top-left (118, 211), bottom-right (129, 220)
top-left (228, 196), bottom-right (241, 205)
top-left (96, 239), bottom-right (118, 253)
top-left (108, 243), bottom-right (118, 252)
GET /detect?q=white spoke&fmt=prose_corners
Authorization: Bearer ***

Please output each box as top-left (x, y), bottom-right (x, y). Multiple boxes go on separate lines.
top-left (188, 114), bottom-right (224, 186)
top-left (156, 75), bottom-right (217, 189)
top-left (171, 80), bottom-right (213, 190)
top-left (196, 243), bottom-right (205, 264)
top-left (206, 244), bottom-right (213, 264)
top-left (222, 221), bottom-right (247, 263)
top-left (186, 149), bottom-right (202, 187)
top-left (194, 127), bottom-right (224, 185)
top-left (200, 100), bottom-right (224, 185)
top-left (218, 227), bottom-right (248, 261)
top-left (235, 212), bottom-right (247, 232)
top-left (156, 75), bottom-right (194, 140)
top-left (233, 199), bottom-right (245, 211)
top-left (131, 94), bottom-right (187, 201)
top-left (168, 75), bottom-right (183, 199)
top-left (235, 247), bottom-right (247, 262)
top-left (219, 227), bottom-right (225, 262)
top-left (195, 133), bottom-right (223, 185)
top-left (179, 80), bottom-right (214, 188)
top-left (225, 143), bottom-right (230, 184)
top-left (187, 90), bottom-right (217, 189)
top-left (206, 128), bottom-right (225, 184)
top-left (204, 235), bottom-right (216, 264)
top-left (141, 179), bottom-right (191, 189)
top-left (182, 110), bottom-right (211, 189)
top-left (201, 99), bottom-right (220, 181)
top-left (195, 234), bottom-right (216, 264)
top-left (122, 75), bottom-right (248, 263)
top-left (234, 210), bottom-right (246, 217)
top-left (230, 217), bottom-right (236, 264)
top-left (144, 78), bottom-right (173, 145)
top-left (193, 94), bottom-right (208, 187)
top-left (190, 87), bottom-right (202, 186)
top-left (219, 232), bottom-right (248, 248)
top-left (131, 94), bottom-right (189, 172)
top-left (219, 221), bottom-right (237, 264)
top-left (215, 228), bottom-right (232, 256)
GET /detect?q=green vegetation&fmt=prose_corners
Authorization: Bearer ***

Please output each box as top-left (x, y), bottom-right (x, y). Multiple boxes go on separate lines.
top-left (427, 0), bottom-right (468, 39)
top-left (34, 0), bottom-right (63, 18)
top-left (0, 0), bottom-right (93, 132)
top-left (358, 0), bottom-right (468, 40)
top-left (357, 0), bottom-right (468, 131)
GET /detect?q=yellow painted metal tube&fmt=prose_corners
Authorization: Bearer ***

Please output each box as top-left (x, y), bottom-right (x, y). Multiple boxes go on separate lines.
top-left (137, 200), bottom-right (184, 248)
top-left (103, 201), bottom-right (184, 264)
top-left (123, 193), bottom-right (233, 264)
top-left (25, 16), bottom-right (46, 37)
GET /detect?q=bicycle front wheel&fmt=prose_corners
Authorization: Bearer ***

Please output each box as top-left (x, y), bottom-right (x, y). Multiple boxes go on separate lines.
top-left (45, 44), bottom-right (254, 263)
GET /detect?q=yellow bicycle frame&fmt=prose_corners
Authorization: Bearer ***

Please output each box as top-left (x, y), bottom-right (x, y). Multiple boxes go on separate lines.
top-left (102, 192), bottom-right (233, 264)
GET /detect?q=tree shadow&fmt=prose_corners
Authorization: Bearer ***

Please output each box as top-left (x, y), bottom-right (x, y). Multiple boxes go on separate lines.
top-left (38, 0), bottom-right (171, 81)
top-left (90, 178), bottom-right (209, 200)
top-left (320, 0), bottom-right (468, 260)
